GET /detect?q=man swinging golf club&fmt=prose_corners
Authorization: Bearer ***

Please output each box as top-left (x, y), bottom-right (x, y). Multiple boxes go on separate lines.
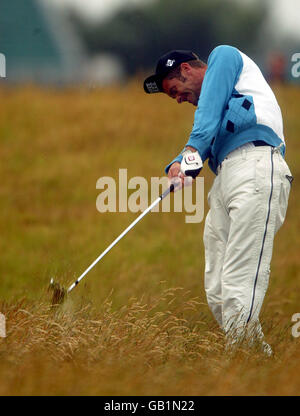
top-left (143, 45), bottom-right (293, 355)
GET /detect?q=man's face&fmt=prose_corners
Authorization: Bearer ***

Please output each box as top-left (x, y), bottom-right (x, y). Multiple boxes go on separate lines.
top-left (162, 63), bottom-right (206, 106)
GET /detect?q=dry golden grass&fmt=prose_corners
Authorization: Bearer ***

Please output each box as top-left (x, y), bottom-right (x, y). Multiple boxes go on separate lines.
top-left (0, 288), bottom-right (299, 396)
top-left (0, 82), bottom-right (299, 395)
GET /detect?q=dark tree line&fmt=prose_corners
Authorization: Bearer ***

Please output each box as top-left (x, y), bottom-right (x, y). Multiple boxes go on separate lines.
top-left (70, 0), bottom-right (267, 75)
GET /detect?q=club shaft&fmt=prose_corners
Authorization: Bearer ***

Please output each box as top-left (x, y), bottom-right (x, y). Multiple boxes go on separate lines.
top-left (67, 185), bottom-right (174, 293)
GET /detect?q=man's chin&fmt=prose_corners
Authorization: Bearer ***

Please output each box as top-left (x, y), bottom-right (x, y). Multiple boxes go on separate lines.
top-left (189, 96), bottom-right (198, 106)
top-left (187, 99), bottom-right (197, 106)
top-left (192, 96), bottom-right (200, 106)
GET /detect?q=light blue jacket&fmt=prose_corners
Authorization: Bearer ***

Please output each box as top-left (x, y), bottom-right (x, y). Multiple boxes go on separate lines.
top-left (165, 45), bottom-right (285, 175)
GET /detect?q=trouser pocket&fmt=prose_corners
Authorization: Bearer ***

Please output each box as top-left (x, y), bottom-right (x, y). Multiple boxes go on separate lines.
top-left (274, 154), bottom-right (292, 234)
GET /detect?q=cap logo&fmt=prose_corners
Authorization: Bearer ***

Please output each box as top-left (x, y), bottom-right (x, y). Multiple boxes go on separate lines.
top-left (145, 81), bottom-right (160, 93)
top-left (166, 59), bottom-right (175, 67)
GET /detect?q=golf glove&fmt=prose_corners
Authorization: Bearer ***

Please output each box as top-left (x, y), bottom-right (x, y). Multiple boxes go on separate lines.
top-left (180, 149), bottom-right (203, 178)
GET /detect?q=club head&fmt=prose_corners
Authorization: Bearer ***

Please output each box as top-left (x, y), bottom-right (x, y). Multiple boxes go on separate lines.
top-left (48, 278), bottom-right (67, 306)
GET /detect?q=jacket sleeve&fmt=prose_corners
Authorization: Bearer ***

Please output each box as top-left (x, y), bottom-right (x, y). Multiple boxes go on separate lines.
top-left (165, 45), bottom-right (243, 174)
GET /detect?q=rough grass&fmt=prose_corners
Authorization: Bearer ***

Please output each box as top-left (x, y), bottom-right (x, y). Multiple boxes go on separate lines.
top-left (0, 289), bottom-right (299, 396)
top-left (0, 82), bottom-right (299, 395)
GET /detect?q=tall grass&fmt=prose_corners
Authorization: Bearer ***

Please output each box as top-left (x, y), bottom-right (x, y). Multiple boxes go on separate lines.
top-left (1, 288), bottom-right (299, 396)
top-left (1, 289), bottom-right (299, 396)
top-left (0, 82), bottom-right (299, 395)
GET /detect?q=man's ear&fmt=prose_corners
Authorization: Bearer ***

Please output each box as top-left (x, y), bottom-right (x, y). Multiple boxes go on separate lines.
top-left (180, 62), bottom-right (192, 75)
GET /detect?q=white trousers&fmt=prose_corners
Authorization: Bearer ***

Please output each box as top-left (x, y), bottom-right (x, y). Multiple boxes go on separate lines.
top-left (204, 143), bottom-right (292, 344)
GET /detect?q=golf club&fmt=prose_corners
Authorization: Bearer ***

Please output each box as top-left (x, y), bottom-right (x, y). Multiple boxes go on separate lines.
top-left (49, 183), bottom-right (175, 305)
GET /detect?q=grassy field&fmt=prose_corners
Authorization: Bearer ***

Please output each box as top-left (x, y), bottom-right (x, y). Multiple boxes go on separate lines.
top-left (0, 82), bottom-right (299, 396)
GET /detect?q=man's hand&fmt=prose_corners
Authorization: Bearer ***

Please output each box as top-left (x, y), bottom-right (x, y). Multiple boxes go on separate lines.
top-left (167, 147), bottom-right (202, 191)
top-left (180, 148), bottom-right (203, 178)
top-left (167, 161), bottom-right (193, 191)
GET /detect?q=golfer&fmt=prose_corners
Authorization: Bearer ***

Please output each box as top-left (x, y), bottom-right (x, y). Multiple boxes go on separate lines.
top-left (143, 45), bottom-right (293, 355)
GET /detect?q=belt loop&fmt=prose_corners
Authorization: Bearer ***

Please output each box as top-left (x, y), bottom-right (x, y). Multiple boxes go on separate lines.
top-left (242, 148), bottom-right (247, 160)
top-left (272, 142), bottom-right (284, 155)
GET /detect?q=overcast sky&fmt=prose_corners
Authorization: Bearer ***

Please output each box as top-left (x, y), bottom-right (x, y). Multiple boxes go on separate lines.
top-left (266, 0), bottom-right (300, 38)
top-left (47, 0), bottom-right (300, 39)
top-left (48, 0), bottom-right (153, 21)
